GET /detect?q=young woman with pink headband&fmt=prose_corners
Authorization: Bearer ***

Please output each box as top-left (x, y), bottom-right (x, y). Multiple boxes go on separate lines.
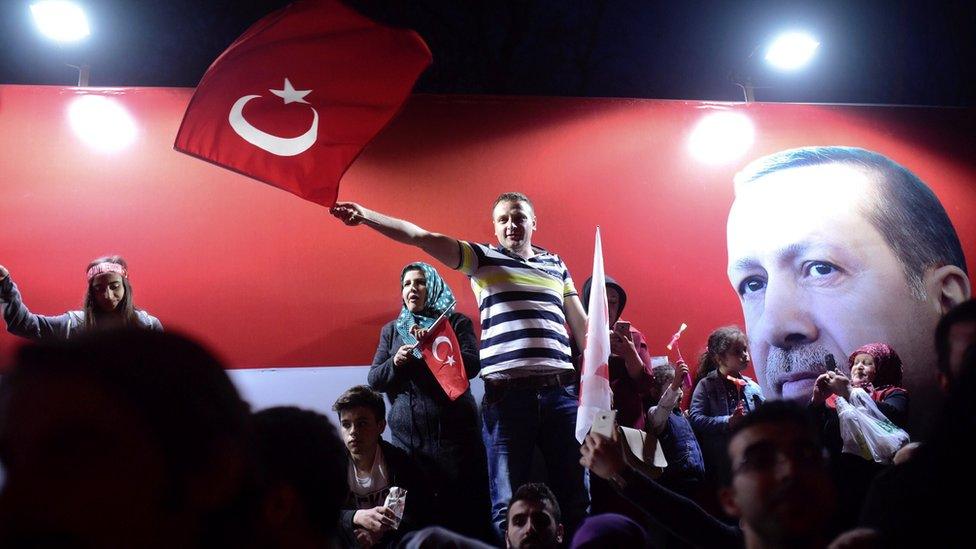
top-left (0, 256), bottom-right (161, 339)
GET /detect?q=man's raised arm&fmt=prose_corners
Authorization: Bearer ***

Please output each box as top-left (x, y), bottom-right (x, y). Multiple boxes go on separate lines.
top-left (330, 201), bottom-right (461, 269)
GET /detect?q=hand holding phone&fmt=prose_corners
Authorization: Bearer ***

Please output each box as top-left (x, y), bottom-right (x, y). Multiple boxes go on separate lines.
top-left (614, 320), bottom-right (631, 334)
top-left (591, 409), bottom-right (617, 438)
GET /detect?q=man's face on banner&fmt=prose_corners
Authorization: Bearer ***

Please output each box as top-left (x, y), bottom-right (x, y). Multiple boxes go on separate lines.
top-left (726, 162), bottom-right (942, 401)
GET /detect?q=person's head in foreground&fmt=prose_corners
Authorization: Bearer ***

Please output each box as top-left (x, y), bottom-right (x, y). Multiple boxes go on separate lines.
top-left (570, 513), bottom-right (648, 549)
top-left (505, 483), bottom-right (564, 549)
top-left (0, 329), bottom-right (254, 548)
top-left (726, 146), bottom-right (970, 421)
top-left (719, 401), bottom-right (836, 549)
top-left (252, 406), bottom-right (348, 549)
top-left (935, 299), bottom-right (976, 391)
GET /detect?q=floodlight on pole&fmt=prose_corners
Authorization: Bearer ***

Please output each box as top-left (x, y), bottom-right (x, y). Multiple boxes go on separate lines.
top-left (732, 31), bottom-right (820, 102)
top-left (764, 32), bottom-right (820, 71)
top-left (30, 1), bottom-right (91, 43)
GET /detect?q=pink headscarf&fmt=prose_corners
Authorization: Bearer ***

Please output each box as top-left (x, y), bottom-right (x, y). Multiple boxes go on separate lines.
top-left (848, 343), bottom-right (904, 390)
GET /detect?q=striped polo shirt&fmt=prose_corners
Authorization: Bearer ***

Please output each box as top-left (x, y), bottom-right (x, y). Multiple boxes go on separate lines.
top-left (457, 241), bottom-right (577, 377)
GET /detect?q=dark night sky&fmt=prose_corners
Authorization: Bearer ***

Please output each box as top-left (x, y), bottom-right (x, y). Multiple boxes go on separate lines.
top-left (1, 0), bottom-right (974, 106)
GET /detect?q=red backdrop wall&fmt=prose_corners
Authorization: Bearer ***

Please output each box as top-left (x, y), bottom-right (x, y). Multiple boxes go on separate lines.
top-left (2, 85), bottom-right (975, 374)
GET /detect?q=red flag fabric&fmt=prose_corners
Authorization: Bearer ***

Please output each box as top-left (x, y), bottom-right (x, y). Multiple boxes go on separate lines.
top-left (726, 375), bottom-right (748, 394)
top-left (174, 0), bottom-right (431, 206)
top-left (418, 316), bottom-right (469, 401)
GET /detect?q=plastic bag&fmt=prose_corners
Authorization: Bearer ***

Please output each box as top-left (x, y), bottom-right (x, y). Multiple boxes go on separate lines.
top-left (384, 486), bottom-right (407, 529)
top-left (836, 387), bottom-right (910, 464)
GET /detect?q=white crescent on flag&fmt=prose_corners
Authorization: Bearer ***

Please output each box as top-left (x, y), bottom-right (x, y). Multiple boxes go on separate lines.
top-left (432, 335), bottom-right (456, 366)
top-left (228, 78), bottom-right (319, 157)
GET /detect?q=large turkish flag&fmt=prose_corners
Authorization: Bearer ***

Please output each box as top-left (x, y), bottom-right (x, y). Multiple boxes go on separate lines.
top-left (174, 0), bottom-right (431, 206)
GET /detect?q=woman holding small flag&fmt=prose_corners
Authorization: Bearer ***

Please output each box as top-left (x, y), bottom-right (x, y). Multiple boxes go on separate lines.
top-left (368, 262), bottom-right (492, 541)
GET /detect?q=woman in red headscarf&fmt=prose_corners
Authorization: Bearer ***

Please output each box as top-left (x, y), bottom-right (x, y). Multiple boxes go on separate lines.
top-left (812, 343), bottom-right (910, 429)
top-left (810, 343), bottom-right (910, 532)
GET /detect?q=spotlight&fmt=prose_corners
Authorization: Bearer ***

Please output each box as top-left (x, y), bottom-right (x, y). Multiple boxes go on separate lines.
top-left (687, 111), bottom-right (755, 164)
top-left (764, 32), bottom-right (820, 71)
top-left (68, 95), bottom-right (138, 153)
top-left (30, 1), bottom-right (90, 43)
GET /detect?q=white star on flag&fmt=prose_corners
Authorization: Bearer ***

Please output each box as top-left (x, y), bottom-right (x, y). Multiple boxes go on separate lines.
top-left (445, 355), bottom-right (456, 366)
top-left (269, 78), bottom-right (311, 104)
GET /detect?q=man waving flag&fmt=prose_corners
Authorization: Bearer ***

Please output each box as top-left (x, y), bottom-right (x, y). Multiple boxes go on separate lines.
top-left (576, 227), bottom-right (613, 442)
top-left (174, 0), bottom-right (431, 207)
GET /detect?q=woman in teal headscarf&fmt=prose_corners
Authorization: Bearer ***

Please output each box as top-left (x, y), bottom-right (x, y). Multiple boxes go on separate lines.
top-left (368, 262), bottom-right (492, 541)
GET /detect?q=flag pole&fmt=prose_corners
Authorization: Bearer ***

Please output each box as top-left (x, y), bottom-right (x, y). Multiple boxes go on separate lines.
top-left (416, 300), bottom-right (456, 347)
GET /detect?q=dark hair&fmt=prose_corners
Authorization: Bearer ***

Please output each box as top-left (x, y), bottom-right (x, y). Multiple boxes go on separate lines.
top-left (695, 326), bottom-right (747, 384)
top-left (735, 146), bottom-right (967, 297)
top-left (935, 299), bottom-right (976, 376)
top-left (83, 255), bottom-right (137, 330)
top-left (720, 400), bottom-right (821, 485)
top-left (508, 483), bottom-right (561, 524)
top-left (332, 385), bottom-right (386, 422)
top-left (492, 192), bottom-right (535, 215)
top-left (252, 407), bottom-right (348, 538)
top-left (652, 361), bottom-right (676, 392)
top-left (0, 329), bottom-right (256, 544)
top-left (730, 400), bottom-right (817, 439)
top-left (401, 264), bottom-right (424, 280)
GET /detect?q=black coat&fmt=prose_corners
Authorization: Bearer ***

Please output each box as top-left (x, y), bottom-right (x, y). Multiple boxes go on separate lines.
top-left (368, 312), bottom-right (492, 541)
top-left (368, 313), bottom-right (482, 452)
top-left (339, 440), bottom-right (432, 548)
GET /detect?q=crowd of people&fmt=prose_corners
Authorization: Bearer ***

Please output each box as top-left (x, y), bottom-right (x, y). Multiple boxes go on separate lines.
top-left (0, 170), bottom-right (974, 547)
top-left (0, 308), bottom-right (971, 548)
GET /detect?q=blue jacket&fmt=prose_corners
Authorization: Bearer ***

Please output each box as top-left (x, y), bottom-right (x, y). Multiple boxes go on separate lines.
top-left (658, 410), bottom-right (706, 490)
top-left (689, 369), bottom-right (764, 477)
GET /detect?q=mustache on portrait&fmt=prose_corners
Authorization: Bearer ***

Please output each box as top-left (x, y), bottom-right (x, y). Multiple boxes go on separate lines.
top-left (765, 345), bottom-right (839, 389)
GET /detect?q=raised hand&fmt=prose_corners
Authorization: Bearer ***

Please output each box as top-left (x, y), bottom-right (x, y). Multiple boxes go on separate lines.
top-left (579, 428), bottom-right (626, 481)
top-left (330, 201), bottom-right (368, 226)
top-left (673, 360), bottom-right (690, 390)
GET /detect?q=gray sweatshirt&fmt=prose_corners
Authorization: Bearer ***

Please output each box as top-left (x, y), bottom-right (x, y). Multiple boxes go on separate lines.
top-left (0, 276), bottom-right (162, 340)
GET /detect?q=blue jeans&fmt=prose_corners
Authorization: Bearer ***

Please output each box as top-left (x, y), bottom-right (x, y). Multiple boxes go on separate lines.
top-left (481, 381), bottom-right (590, 539)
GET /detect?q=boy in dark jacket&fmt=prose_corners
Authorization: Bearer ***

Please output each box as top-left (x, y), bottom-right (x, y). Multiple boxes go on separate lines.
top-left (334, 386), bottom-right (431, 548)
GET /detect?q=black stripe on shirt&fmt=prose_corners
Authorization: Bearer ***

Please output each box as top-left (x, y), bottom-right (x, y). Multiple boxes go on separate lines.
top-left (480, 327), bottom-right (571, 349)
top-left (481, 309), bottom-right (566, 330)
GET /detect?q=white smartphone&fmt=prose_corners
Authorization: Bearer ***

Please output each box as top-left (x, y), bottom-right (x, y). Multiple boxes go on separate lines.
top-left (591, 409), bottom-right (617, 438)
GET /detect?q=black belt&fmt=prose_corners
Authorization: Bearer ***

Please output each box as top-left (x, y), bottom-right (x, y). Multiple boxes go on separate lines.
top-left (484, 371), bottom-right (577, 391)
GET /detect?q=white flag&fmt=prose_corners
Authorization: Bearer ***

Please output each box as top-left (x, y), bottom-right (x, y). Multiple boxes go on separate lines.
top-left (575, 226), bottom-right (613, 442)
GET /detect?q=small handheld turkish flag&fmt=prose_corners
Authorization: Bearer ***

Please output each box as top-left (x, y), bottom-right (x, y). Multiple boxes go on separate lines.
top-left (417, 315), bottom-right (469, 401)
top-left (174, 0), bottom-right (431, 207)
